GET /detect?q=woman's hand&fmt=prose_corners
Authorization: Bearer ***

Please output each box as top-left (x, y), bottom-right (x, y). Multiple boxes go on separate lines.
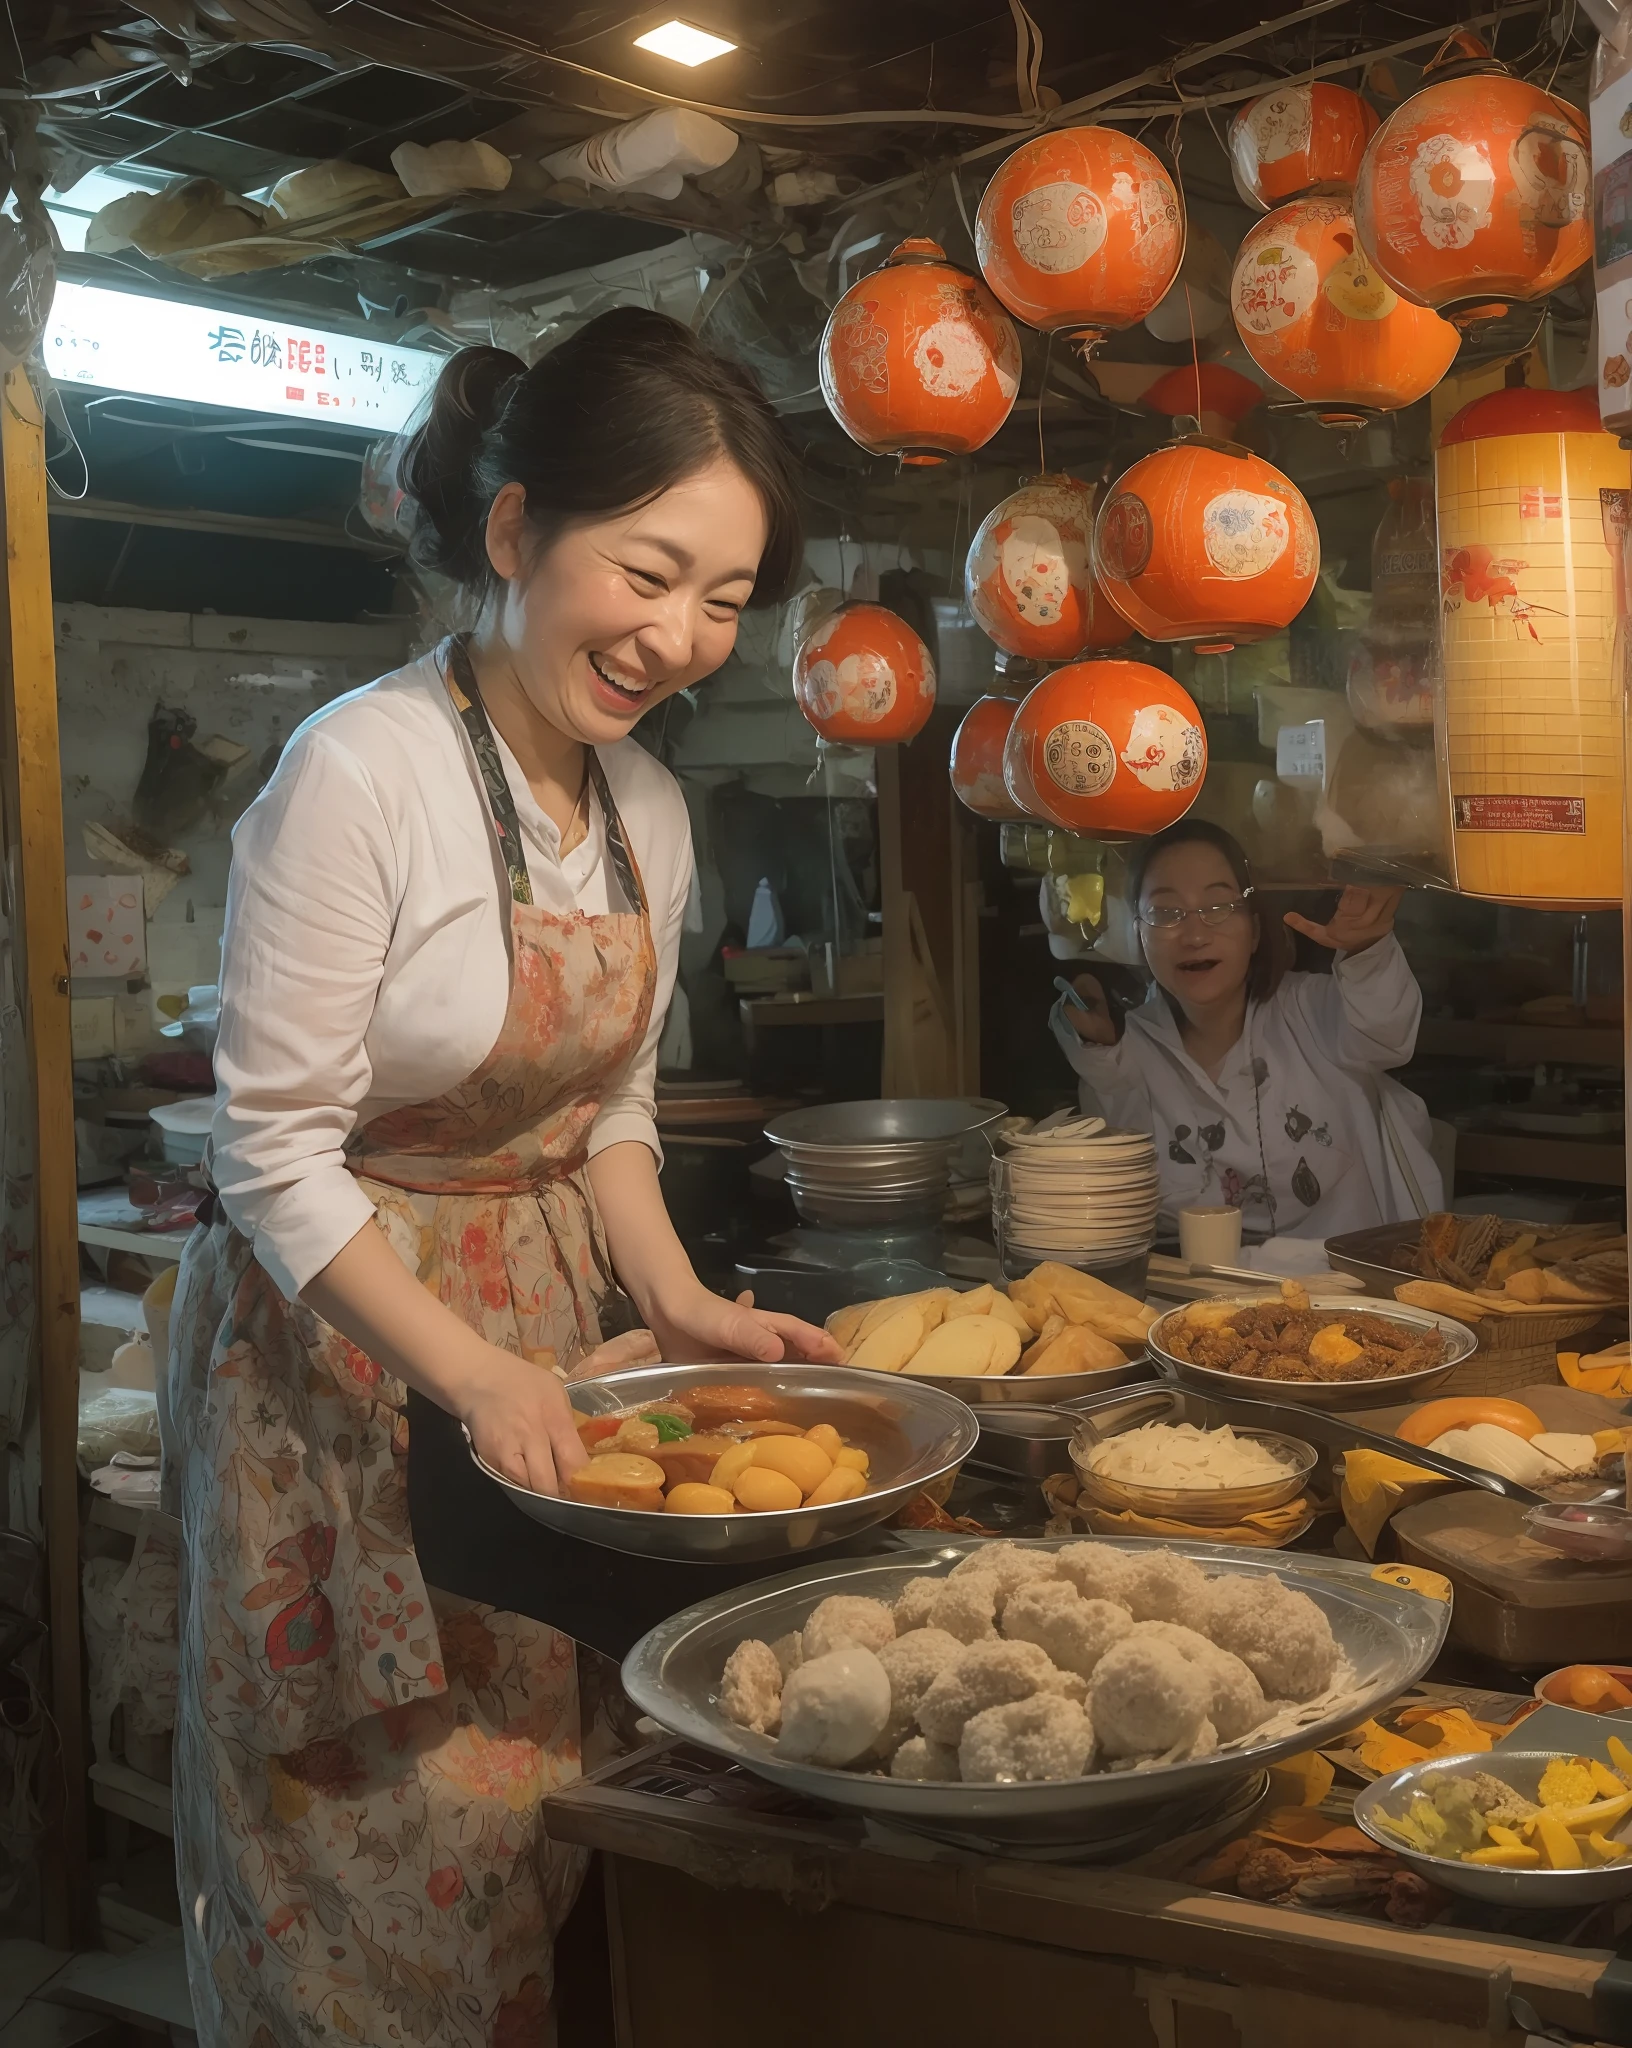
top-left (563, 1327), bottom-right (662, 1383)
top-left (459, 1345), bottom-right (591, 1496)
top-left (1064, 972), bottom-right (1118, 1045)
top-left (1284, 885), bottom-right (1403, 956)
top-left (651, 1283), bottom-right (845, 1367)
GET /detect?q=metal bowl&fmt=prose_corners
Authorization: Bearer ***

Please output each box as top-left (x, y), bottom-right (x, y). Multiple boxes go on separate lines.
top-left (470, 1364), bottom-right (979, 1564)
top-left (913, 1354), bottom-right (1152, 1405)
top-left (1146, 1294), bottom-right (1476, 1412)
top-left (766, 1097), bottom-right (1005, 1150)
top-left (1353, 1751), bottom-right (1632, 1905)
top-left (623, 1539), bottom-right (1449, 1846)
top-left (1070, 1423), bottom-right (1318, 1526)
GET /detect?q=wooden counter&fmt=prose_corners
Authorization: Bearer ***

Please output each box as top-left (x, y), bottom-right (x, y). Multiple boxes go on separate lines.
top-left (546, 1744), bottom-right (1632, 2048)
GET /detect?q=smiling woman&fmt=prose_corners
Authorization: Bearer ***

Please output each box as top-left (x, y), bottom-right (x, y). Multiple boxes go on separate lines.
top-left (163, 306), bottom-right (838, 2047)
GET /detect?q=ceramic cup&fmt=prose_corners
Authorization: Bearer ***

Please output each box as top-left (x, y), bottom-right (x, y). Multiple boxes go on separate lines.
top-left (1179, 1204), bottom-right (1243, 1266)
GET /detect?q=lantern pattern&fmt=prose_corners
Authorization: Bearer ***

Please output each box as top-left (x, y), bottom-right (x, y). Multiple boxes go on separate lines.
top-left (1436, 384), bottom-right (1628, 908)
top-left (819, 238), bottom-right (1021, 464)
top-left (964, 474), bottom-right (1133, 662)
top-left (975, 126), bottom-right (1184, 342)
top-left (1231, 196), bottom-right (1460, 425)
top-left (950, 694), bottom-right (1029, 819)
top-left (1229, 83), bottom-right (1379, 210)
top-left (1353, 67), bottom-right (1590, 321)
top-left (1005, 660), bottom-right (1208, 835)
top-left (793, 602), bottom-right (936, 745)
top-left (1092, 441), bottom-right (1319, 651)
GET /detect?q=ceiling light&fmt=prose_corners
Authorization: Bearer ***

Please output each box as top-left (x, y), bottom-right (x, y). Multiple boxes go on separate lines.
top-left (634, 19), bottom-right (735, 64)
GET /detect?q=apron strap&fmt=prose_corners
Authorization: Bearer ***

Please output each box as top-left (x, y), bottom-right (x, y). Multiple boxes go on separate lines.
top-left (443, 636), bottom-right (649, 918)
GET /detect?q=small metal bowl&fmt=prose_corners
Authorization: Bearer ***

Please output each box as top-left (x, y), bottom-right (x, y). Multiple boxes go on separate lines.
top-left (1146, 1294), bottom-right (1476, 1412)
top-left (1353, 1751), bottom-right (1632, 1905)
top-left (468, 1362), bottom-right (979, 1564)
top-left (1069, 1422), bottom-right (1317, 1527)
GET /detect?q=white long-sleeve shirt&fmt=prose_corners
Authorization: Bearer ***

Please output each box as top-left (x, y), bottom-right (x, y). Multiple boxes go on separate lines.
top-left (1048, 935), bottom-right (1441, 1242)
top-left (211, 650), bottom-right (693, 1302)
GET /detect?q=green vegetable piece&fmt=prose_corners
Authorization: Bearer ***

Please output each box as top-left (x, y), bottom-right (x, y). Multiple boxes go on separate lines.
top-left (642, 1412), bottom-right (692, 1442)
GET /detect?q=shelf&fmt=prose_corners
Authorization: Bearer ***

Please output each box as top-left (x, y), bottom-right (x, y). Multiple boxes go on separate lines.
top-left (739, 993), bottom-right (884, 1030)
top-left (88, 1761), bottom-right (173, 1839)
top-left (76, 1191), bottom-right (187, 1263)
top-left (1416, 1019), bottom-right (1622, 1067)
top-left (1454, 1131), bottom-right (1625, 1186)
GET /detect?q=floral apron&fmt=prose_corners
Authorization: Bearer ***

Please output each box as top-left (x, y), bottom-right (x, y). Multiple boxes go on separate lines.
top-left (169, 640), bottom-right (656, 2048)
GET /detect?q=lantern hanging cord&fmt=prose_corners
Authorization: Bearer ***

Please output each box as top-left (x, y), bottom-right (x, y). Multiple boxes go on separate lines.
top-left (1038, 331), bottom-right (1056, 477)
top-left (1009, 0), bottom-right (1046, 117)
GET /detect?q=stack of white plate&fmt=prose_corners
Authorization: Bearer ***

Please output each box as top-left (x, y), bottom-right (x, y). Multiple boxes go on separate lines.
top-left (991, 1112), bottom-right (1159, 1266)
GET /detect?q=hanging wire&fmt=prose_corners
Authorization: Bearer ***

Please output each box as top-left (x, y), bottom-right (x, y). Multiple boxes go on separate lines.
top-left (1037, 330), bottom-right (1057, 477)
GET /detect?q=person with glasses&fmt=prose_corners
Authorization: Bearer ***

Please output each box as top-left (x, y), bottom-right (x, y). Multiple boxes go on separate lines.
top-left (1050, 817), bottom-right (1440, 1260)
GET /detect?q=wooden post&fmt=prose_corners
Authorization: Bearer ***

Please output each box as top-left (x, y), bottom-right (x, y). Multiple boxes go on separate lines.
top-left (0, 365), bottom-right (88, 1941)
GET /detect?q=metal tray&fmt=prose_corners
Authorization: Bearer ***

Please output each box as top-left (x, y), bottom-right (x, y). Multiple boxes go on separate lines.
top-left (1322, 1221), bottom-right (1426, 1296)
top-left (471, 1363), bottom-right (979, 1565)
top-left (1146, 1294), bottom-right (1476, 1412)
top-left (622, 1537), bottom-right (1449, 1846)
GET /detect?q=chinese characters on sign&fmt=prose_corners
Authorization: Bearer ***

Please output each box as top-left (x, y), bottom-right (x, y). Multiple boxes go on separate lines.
top-left (47, 281), bottom-right (441, 431)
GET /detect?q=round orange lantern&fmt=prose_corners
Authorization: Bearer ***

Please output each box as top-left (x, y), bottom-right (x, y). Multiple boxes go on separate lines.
top-left (793, 602), bottom-right (936, 745)
top-left (1006, 661), bottom-right (1208, 835)
top-left (1229, 84), bottom-right (1379, 210)
top-left (1231, 196), bottom-right (1460, 426)
top-left (1353, 45), bottom-right (1589, 323)
top-left (1092, 441), bottom-right (1319, 651)
top-left (964, 474), bottom-right (1133, 662)
top-left (974, 126), bottom-right (1184, 345)
top-left (951, 695), bottom-right (1029, 819)
top-left (819, 237), bottom-right (1021, 464)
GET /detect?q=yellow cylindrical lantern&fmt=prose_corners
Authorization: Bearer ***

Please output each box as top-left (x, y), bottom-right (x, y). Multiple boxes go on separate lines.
top-left (1435, 385), bottom-right (1629, 908)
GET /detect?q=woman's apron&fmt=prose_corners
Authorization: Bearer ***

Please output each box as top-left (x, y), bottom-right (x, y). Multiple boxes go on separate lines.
top-left (168, 641), bottom-right (656, 2048)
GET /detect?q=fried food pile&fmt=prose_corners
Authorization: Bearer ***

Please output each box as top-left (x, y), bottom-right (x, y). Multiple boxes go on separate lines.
top-left (1410, 1212), bottom-right (1627, 1306)
top-left (1163, 1284), bottom-right (1450, 1386)
top-left (829, 1263), bottom-right (1157, 1382)
top-left (718, 1540), bottom-right (1340, 1784)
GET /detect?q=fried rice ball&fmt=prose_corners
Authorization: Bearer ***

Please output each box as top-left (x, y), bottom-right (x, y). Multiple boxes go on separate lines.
top-left (775, 1644), bottom-right (891, 1766)
top-left (802, 1594), bottom-right (897, 1663)
top-left (946, 1542), bottom-right (1061, 1611)
top-left (917, 1639), bottom-right (1084, 1746)
top-left (1002, 1581), bottom-right (1134, 1683)
top-left (925, 1574), bottom-right (1001, 1645)
top-left (1089, 1636), bottom-right (1214, 1762)
top-left (1127, 1621), bottom-right (1267, 1742)
top-left (1052, 1542), bottom-right (1135, 1610)
top-left (1200, 1574), bottom-right (1337, 1703)
top-left (719, 1638), bottom-right (783, 1736)
top-left (890, 1735), bottom-right (961, 1782)
top-left (1114, 1549), bottom-right (1212, 1628)
top-left (771, 1631), bottom-right (804, 1682)
top-left (959, 1693), bottom-right (1095, 1785)
top-left (892, 1575), bottom-right (949, 1634)
top-left (873, 1628), bottom-right (964, 1756)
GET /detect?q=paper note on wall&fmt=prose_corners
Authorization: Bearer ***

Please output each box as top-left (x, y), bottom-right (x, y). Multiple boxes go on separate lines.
top-left (147, 912), bottom-right (224, 1024)
top-left (68, 877), bottom-right (146, 978)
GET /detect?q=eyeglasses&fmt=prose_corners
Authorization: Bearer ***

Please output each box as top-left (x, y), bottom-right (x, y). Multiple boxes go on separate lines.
top-left (1136, 889), bottom-right (1255, 932)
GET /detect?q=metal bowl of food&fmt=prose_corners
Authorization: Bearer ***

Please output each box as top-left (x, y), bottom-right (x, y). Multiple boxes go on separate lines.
top-left (1146, 1293), bottom-right (1476, 1412)
top-left (470, 1364), bottom-right (979, 1565)
top-left (622, 1539), bottom-right (1449, 1847)
top-left (1354, 1750), bottom-right (1632, 1905)
top-left (1069, 1421), bottom-right (1318, 1526)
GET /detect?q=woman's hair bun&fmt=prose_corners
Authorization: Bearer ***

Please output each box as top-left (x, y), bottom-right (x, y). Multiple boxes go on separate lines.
top-left (396, 307), bottom-right (802, 605)
top-left (400, 345), bottom-right (526, 585)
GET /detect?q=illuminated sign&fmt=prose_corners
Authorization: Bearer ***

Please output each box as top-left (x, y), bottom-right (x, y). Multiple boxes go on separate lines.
top-left (44, 280), bottom-right (442, 430)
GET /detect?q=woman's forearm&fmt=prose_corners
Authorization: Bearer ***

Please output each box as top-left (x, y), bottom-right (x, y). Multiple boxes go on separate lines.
top-left (302, 1219), bottom-right (498, 1410)
top-left (586, 1139), bottom-right (696, 1324)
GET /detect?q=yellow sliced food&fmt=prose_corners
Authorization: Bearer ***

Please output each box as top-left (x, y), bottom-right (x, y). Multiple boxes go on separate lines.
top-left (825, 1301), bottom-right (870, 1350)
top-left (1588, 1831), bottom-right (1631, 1865)
top-left (664, 1483), bottom-right (737, 1515)
top-left (708, 1442), bottom-right (756, 1492)
top-left (985, 1292), bottom-right (1037, 1338)
top-left (1609, 1735), bottom-right (1632, 1781)
top-left (1591, 1760), bottom-right (1626, 1800)
top-left (854, 1292), bottom-right (941, 1344)
top-left (1534, 1790), bottom-right (1632, 1833)
top-left (1535, 1813), bottom-right (1585, 1869)
top-left (834, 1445), bottom-right (870, 1475)
top-left (730, 1465), bottom-right (803, 1513)
top-left (1539, 1758), bottom-right (1597, 1810)
top-left (803, 1423), bottom-right (842, 1458)
top-left (902, 1316), bottom-right (1021, 1378)
top-left (941, 1284), bottom-right (996, 1320)
top-left (1466, 1845), bottom-right (1541, 1867)
top-left (804, 1466), bottom-right (867, 1506)
top-left (848, 1307), bottom-right (925, 1374)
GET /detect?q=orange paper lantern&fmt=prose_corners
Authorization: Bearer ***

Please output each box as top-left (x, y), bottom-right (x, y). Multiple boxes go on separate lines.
top-left (1092, 440), bottom-right (1319, 651)
top-left (1006, 660), bottom-right (1208, 835)
top-left (975, 126), bottom-right (1184, 344)
top-left (1436, 383), bottom-right (1628, 908)
top-left (951, 694), bottom-right (1029, 819)
top-left (1353, 57), bottom-right (1590, 323)
top-left (1230, 83), bottom-right (1379, 209)
top-left (819, 237), bottom-right (1021, 464)
top-left (793, 602), bottom-right (936, 745)
top-left (1231, 196), bottom-right (1460, 426)
top-left (964, 474), bottom-right (1134, 662)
